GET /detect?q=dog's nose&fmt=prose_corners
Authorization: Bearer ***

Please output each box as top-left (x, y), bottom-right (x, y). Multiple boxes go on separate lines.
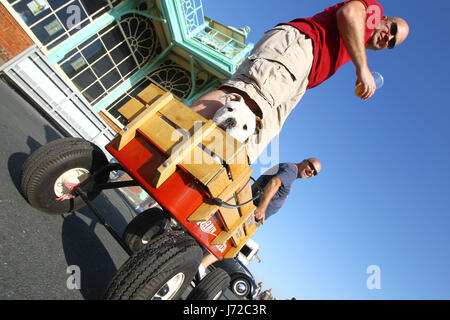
top-left (219, 118), bottom-right (236, 130)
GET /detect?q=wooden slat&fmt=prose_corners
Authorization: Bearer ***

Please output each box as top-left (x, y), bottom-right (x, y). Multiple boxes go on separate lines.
top-left (187, 202), bottom-right (217, 223)
top-left (231, 225), bottom-right (245, 246)
top-left (118, 97), bottom-right (146, 122)
top-left (224, 222), bottom-right (259, 259)
top-left (227, 146), bottom-right (249, 181)
top-left (210, 201), bottom-right (256, 245)
top-left (227, 153), bottom-right (255, 216)
top-left (217, 197), bottom-right (240, 230)
top-left (161, 98), bottom-right (207, 132)
top-left (188, 165), bottom-right (253, 222)
top-left (118, 84), bottom-right (166, 122)
top-left (152, 120), bottom-right (217, 188)
top-left (211, 230), bottom-right (230, 246)
top-left (223, 134), bottom-right (247, 167)
top-left (117, 92), bottom-right (173, 150)
top-left (139, 115), bottom-right (183, 152)
top-left (137, 83), bottom-right (166, 105)
top-left (205, 167), bottom-right (230, 198)
top-left (212, 223), bottom-right (245, 246)
top-left (139, 116), bottom-right (224, 187)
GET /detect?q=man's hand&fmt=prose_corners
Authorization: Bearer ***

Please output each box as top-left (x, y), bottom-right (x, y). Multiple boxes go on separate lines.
top-left (254, 206), bottom-right (266, 225)
top-left (253, 177), bottom-right (281, 225)
top-left (356, 66), bottom-right (376, 100)
top-left (337, 1), bottom-right (375, 100)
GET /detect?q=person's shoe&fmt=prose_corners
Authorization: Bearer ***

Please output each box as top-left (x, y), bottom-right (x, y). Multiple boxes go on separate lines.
top-left (193, 265), bottom-right (207, 284)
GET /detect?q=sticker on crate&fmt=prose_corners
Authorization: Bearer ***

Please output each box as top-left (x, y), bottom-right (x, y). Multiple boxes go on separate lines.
top-left (197, 220), bottom-right (217, 236)
top-left (215, 244), bottom-right (227, 253)
top-left (245, 214), bottom-right (256, 230)
top-left (231, 225), bottom-right (245, 246)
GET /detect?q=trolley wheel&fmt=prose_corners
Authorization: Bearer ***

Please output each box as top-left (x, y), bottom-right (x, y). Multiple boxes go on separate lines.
top-left (104, 231), bottom-right (202, 300)
top-left (20, 137), bottom-right (109, 214)
top-left (122, 207), bottom-right (169, 253)
top-left (187, 268), bottom-right (230, 300)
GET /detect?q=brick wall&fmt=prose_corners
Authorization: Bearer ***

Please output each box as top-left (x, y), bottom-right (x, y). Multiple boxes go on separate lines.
top-left (0, 3), bottom-right (34, 64)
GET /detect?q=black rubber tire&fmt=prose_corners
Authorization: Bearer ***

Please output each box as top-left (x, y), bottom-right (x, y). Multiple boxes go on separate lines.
top-left (123, 208), bottom-right (169, 253)
top-left (104, 231), bottom-right (202, 300)
top-left (187, 268), bottom-right (230, 300)
top-left (20, 137), bottom-right (109, 214)
top-left (231, 277), bottom-right (251, 298)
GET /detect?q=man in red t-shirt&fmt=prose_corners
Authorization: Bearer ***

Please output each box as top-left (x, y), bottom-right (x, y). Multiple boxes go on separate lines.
top-left (191, 0), bottom-right (409, 164)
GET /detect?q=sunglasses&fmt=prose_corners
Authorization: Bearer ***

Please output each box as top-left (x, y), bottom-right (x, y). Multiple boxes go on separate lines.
top-left (388, 22), bottom-right (398, 49)
top-left (306, 159), bottom-right (318, 176)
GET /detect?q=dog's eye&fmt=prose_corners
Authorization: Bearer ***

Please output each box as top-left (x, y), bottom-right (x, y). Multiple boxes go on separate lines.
top-left (243, 124), bottom-right (248, 131)
top-left (227, 107), bottom-right (233, 112)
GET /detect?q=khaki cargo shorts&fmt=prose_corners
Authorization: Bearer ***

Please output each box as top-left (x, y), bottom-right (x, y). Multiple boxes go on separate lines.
top-left (223, 24), bottom-right (314, 164)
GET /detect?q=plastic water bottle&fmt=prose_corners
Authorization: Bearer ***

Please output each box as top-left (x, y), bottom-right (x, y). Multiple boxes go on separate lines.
top-left (355, 71), bottom-right (384, 97)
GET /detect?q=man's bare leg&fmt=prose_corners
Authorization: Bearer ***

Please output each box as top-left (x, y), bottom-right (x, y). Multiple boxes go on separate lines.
top-left (198, 253), bottom-right (219, 279)
top-left (190, 89), bottom-right (229, 120)
top-left (190, 87), bottom-right (262, 120)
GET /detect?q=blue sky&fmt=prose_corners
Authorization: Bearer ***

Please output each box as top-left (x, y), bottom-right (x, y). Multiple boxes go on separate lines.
top-left (202, 0), bottom-right (450, 299)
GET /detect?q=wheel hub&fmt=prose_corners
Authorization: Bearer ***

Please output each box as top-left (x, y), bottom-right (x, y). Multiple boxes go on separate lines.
top-left (152, 272), bottom-right (185, 300)
top-left (233, 279), bottom-right (248, 296)
top-left (237, 283), bottom-right (246, 292)
top-left (156, 284), bottom-right (169, 297)
top-left (54, 168), bottom-right (89, 199)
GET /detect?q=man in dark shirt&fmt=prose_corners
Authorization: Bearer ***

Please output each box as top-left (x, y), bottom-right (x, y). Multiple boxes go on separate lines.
top-left (197, 158), bottom-right (322, 279)
top-left (252, 158), bottom-right (322, 224)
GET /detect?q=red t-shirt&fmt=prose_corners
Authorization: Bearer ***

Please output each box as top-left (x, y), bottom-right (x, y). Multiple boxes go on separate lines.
top-left (281, 0), bottom-right (383, 89)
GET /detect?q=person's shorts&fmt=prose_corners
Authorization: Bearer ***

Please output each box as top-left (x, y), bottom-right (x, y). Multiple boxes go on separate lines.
top-left (222, 24), bottom-right (314, 164)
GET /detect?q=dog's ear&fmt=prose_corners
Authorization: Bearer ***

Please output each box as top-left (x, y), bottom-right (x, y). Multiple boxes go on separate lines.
top-left (219, 93), bottom-right (243, 103)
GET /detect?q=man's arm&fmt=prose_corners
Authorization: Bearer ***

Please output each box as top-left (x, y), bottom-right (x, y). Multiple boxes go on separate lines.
top-left (254, 177), bottom-right (282, 224)
top-left (337, 1), bottom-right (376, 100)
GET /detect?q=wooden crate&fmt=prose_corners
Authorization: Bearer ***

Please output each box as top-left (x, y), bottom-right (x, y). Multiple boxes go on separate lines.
top-left (115, 84), bottom-right (259, 258)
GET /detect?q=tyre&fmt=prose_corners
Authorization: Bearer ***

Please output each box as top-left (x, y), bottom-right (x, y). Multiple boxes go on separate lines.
top-left (123, 208), bottom-right (169, 253)
top-left (187, 268), bottom-right (230, 300)
top-left (231, 277), bottom-right (251, 298)
top-left (104, 231), bottom-right (202, 300)
top-left (20, 137), bottom-right (109, 214)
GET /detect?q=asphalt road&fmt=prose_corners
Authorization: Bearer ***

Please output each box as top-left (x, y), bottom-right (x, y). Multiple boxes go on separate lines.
top-left (0, 78), bottom-right (136, 300)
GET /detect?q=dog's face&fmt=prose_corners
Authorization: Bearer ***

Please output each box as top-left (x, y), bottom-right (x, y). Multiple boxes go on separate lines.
top-left (212, 93), bottom-right (256, 143)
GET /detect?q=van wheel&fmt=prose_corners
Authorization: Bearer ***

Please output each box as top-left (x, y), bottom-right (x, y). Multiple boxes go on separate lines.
top-left (231, 277), bottom-right (251, 297)
top-left (187, 268), bottom-right (230, 300)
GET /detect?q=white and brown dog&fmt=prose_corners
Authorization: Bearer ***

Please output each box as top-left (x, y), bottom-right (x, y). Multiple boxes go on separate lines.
top-left (212, 93), bottom-right (256, 143)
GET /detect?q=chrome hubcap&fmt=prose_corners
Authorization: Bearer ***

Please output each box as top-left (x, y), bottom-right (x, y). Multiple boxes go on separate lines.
top-left (54, 168), bottom-right (89, 199)
top-left (152, 272), bottom-right (185, 300)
